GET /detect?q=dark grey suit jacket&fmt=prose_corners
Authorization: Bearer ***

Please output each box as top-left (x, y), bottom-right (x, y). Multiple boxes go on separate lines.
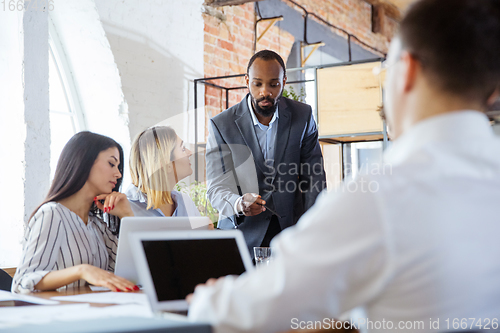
top-left (206, 95), bottom-right (326, 253)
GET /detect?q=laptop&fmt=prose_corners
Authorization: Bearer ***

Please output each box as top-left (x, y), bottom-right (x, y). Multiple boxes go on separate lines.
top-left (128, 229), bottom-right (253, 313)
top-left (115, 217), bottom-right (211, 284)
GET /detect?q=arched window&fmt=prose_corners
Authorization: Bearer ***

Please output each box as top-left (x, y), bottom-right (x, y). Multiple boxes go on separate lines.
top-left (48, 25), bottom-right (87, 179)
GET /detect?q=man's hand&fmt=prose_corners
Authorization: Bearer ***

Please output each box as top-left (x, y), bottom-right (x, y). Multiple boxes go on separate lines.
top-left (186, 277), bottom-right (219, 304)
top-left (238, 193), bottom-right (266, 216)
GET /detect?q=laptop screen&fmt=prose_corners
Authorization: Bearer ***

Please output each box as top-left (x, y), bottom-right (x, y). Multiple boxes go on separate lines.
top-left (141, 238), bottom-right (246, 301)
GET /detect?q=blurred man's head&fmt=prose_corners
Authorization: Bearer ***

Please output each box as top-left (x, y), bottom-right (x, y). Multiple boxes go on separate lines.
top-left (383, 0), bottom-right (500, 139)
top-left (246, 50), bottom-right (287, 118)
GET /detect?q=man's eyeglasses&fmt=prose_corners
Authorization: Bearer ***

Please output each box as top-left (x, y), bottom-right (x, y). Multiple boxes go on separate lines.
top-left (373, 52), bottom-right (423, 76)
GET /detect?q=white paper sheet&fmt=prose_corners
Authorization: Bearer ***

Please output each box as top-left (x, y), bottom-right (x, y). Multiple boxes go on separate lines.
top-left (0, 303), bottom-right (154, 329)
top-left (88, 285), bottom-right (143, 292)
top-left (88, 285), bottom-right (110, 292)
top-left (0, 290), bottom-right (59, 305)
top-left (56, 304), bottom-right (153, 321)
top-left (51, 291), bottom-right (148, 305)
top-left (0, 304), bottom-right (90, 328)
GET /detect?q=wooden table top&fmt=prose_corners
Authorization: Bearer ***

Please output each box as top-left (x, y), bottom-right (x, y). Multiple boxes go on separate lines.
top-left (26, 286), bottom-right (141, 307)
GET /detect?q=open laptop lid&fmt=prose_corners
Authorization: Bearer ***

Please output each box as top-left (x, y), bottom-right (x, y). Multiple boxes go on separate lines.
top-left (129, 229), bottom-right (253, 313)
top-left (115, 217), bottom-right (211, 284)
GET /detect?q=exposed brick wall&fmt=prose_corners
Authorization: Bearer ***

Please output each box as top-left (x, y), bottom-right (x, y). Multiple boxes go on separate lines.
top-left (203, 0), bottom-right (398, 137)
top-left (203, 2), bottom-right (295, 125)
top-left (203, 3), bottom-right (253, 121)
top-left (288, 0), bottom-right (397, 55)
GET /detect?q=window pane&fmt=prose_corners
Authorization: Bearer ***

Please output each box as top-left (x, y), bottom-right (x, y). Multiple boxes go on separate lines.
top-left (49, 111), bottom-right (76, 180)
top-left (49, 45), bottom-right (77, 180)
top-left (49, 48), bottom-right (71, 114)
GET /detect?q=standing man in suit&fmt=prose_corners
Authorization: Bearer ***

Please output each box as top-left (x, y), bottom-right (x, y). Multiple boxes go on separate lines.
top-left (206, 50), bottom-right (326, 253)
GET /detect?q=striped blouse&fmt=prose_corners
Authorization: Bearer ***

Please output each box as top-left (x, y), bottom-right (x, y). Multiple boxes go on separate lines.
top-left (12, 202), bottom-right (118, 294)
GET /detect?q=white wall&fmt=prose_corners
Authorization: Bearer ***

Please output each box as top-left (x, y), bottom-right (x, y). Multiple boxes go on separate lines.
top-left (1, 0), bottom-right (206, 267)
top-left (0, 10), bottom-right (28, 267)
top-left (0, 7), bottom-right (50, 267)
top-left (49, 0), bottom-right (131, 163)
top-left (94, 0), bottom-right (205, 141)
top-left (24, 5), bottom-right (50, 223)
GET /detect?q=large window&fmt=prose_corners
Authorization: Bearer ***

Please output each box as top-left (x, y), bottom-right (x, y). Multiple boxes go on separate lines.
top-left (48, 30), bottom-right (86, 179)
top-left (49, 46), bottom-right (77, 178)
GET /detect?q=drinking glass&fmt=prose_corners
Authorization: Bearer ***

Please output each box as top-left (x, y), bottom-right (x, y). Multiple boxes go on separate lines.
top-left (253, 247), bottom-right (272, 267)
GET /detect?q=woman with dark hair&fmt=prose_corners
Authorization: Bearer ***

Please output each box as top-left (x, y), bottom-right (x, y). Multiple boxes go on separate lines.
top-left (12, 132), bottom-right (137, 293)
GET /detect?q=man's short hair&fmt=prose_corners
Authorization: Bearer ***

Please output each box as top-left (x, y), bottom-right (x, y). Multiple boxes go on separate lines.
top-left (247, 50), bottom-right (286, 76)
top-left (400, 0), bottom-right (500, 105)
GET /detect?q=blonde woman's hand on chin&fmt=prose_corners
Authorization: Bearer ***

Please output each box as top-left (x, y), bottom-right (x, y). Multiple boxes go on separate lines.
top-left (94, 192), bottom-right (134, 219)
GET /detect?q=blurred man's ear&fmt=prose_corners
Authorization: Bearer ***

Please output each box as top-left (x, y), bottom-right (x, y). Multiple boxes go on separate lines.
top-left (245, 74), bottom-right (249, 88)
top-left (402, 51), bottom-right (419, 93)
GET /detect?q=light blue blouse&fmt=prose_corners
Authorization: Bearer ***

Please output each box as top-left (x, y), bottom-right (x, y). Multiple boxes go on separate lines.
top-left (125, 184), bottom-right (201, 217)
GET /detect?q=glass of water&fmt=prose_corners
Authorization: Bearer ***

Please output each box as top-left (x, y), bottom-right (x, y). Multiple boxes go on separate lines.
top-left (253, 247), bottom-right (272, 267)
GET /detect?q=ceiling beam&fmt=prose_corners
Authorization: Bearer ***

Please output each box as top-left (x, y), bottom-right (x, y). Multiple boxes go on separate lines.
top-left (363, 0), bottom-right (402, 21)
top-left (388, 0), bottom-right (416, 11)
top-left (204, 0), bottom-right (263, 7)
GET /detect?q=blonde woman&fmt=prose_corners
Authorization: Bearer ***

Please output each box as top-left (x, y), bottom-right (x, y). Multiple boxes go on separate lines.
top-left (125, 126), bottom-right (201, 217)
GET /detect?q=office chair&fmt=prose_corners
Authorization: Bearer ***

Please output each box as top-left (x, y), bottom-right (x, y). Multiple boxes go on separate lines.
top-left (0, 268), bottom-right (13, 291)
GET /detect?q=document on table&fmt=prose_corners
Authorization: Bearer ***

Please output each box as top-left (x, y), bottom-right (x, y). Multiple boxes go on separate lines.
top-left (51, 291), bottom-right (148, 305)
top-left (56, 304), bottom-right (153, 320)
top-left (88, 285), bottom-right (110, 291)
top-left (0, 303), bottom-right (153, 329)
top-left (0, 290), bottom-right (58, 305)
top-left (88, 285), bottom-right (143, 292)
top-left (0, 304), bottom-right (90, 328)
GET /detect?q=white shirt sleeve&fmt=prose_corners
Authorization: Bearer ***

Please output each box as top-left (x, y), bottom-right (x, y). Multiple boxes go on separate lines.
top-left (12, 205), bottom-right (64, 294)
top-left (188, 176), bottom-right (394, 333)
top-left (233, 196), bottom-right (243, 216)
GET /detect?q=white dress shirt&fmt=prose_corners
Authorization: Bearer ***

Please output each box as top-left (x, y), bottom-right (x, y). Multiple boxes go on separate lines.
top-left (188, 111), bottom-right (500, 333)
top-left (12, 202), bottom-right (117, 293)
top-left (247, 95), bottom-right (279, 166)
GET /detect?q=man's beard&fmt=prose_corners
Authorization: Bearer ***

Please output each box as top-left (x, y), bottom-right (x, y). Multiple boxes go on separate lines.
top-left (252, 95), bottom-right (280, 117)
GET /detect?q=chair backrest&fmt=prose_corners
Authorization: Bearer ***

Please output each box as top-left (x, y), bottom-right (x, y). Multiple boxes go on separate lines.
top-left (2, 267), bottom-right (16, 277)
top-left (0, 268), bottom-right (13, 291)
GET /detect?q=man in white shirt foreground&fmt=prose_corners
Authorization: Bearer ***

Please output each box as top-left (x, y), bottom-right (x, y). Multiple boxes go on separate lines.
top-left (187, 0), bottom-right (500, 332)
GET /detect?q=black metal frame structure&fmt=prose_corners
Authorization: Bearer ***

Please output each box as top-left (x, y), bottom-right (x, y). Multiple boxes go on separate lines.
top-left (193, 58), bottom-right (388, 181)
top-left (254, 0), bottom-right (386, 60)
top-left (193, 68), bottom-right (315, 181)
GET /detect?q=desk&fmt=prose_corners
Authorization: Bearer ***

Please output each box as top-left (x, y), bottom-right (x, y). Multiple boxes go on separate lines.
top-left (1, 287), bottom-right (358, 333)
top-left (0, 287), bottom-right (211, 333)
top-left (18, 285), bottom-right (114, 307)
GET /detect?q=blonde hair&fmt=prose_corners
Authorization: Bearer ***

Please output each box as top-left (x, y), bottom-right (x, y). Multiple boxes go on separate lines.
top-left (130, 126), bottom-right (178, 209)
